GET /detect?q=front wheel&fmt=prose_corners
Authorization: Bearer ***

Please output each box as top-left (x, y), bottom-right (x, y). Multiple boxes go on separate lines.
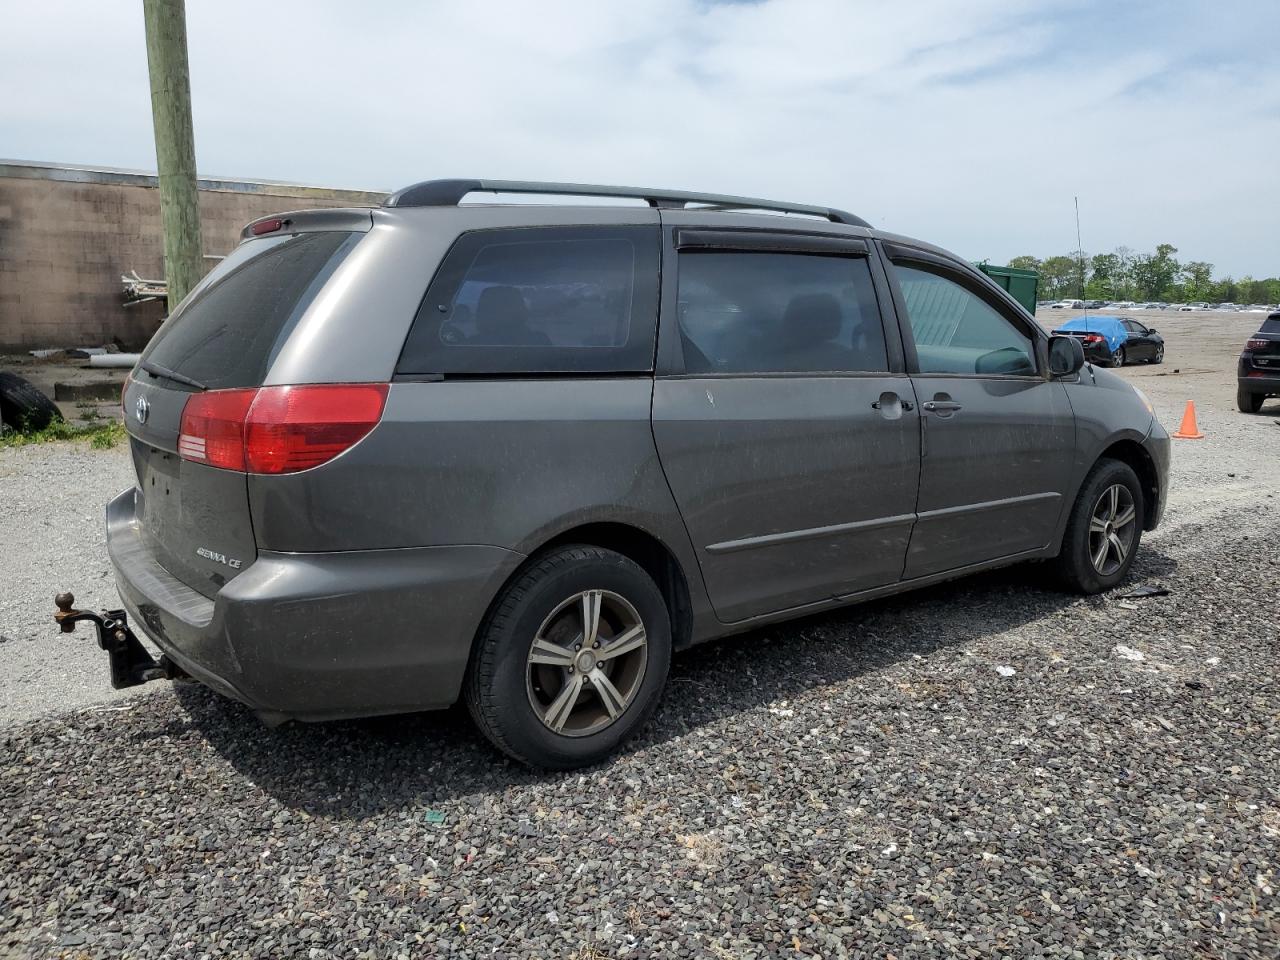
top-left (464, 545), bottom-right (671, 769)
top-left (1237, 386), bottom-right (1264, 413)
top-left (1150, 345), bottom-right (1164, 364)
top-left (1054, 458), bottom-right (1144, 593)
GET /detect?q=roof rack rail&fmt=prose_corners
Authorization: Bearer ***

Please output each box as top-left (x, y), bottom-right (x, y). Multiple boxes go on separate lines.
top-left (383, 178), bottom-right (870, 227)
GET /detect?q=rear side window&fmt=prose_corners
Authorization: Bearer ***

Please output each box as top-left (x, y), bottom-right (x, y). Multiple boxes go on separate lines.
top-left (675, 252), bottom-right (888, 374)
top-left (142, 231), bottom-right (360, 390)
top-left (893, 264), bottom-right (1037, 376)
top-left (397, 226), bottom-right (659, 375)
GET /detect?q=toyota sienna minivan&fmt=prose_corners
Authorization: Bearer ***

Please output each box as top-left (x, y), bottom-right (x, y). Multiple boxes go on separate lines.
top-left (101, 179), bottom-right (1169, 768)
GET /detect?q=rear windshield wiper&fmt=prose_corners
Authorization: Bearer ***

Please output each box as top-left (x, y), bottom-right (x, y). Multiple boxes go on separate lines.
top-left (138, 359), bottom-right (207, 391)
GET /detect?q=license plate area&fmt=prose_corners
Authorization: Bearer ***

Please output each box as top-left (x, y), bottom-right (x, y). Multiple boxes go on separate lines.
top-left (138, 449), bottom-right (183, 542)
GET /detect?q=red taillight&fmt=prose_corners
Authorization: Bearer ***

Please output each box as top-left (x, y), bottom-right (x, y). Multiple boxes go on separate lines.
top-left (1245, 338), bottom-right (1268, 350)
top-left (179, 389), bottom-right (255, 470)
top-left (1082, 334), bottom-right (1104, 344)
top-left (178, 384), bottom-right (387, 474)
top-left (244, 384), bottom-right (389, 474)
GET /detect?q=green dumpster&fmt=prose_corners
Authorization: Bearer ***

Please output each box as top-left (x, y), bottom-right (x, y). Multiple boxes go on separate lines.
top-left (977, 263), bottom-right (1039, 315)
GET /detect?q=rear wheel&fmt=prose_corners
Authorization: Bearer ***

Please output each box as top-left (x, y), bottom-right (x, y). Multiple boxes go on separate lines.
top-left (1110, 346), bottom-right (1126, 368)
top-left (1237, 386), bottom-right (1264, 413)
top-left (465, 545), bottom-right (671, 769)
top-left (1055, 458), bottom-right (1144, 593)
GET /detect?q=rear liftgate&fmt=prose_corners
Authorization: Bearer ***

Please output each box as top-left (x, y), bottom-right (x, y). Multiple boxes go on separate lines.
top-left (53, 592), bottom-right (185, 689)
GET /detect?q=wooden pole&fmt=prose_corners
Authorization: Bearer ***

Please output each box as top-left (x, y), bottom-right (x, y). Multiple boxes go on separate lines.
top-left (143, 0), bottom-right (203, 309)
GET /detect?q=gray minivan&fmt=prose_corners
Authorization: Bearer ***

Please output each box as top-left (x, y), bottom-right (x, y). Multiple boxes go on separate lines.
top-left (99, 180), bottom-right (1169, 768)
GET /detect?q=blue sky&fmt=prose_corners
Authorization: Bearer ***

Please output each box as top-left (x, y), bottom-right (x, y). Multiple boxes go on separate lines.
top-left (3, 0), bottom-right (1278, 275)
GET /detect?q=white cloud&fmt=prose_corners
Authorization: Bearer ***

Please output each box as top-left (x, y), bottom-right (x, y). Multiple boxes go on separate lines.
top-left (2, 0), bottom-right (1277, 274)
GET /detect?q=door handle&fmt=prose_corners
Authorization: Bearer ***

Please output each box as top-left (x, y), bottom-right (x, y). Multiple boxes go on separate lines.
top-left (922, 400), bottom-right (963, 413)
top-left (871, 394), bottom-right (915, 413)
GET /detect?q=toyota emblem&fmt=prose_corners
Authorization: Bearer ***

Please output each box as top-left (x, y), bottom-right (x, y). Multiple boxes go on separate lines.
top-left (135, 395), bottom-right (150, 424)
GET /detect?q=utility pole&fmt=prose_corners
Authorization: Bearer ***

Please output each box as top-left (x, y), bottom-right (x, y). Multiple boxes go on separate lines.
top-left (143, 0), bottom-right (203, 309)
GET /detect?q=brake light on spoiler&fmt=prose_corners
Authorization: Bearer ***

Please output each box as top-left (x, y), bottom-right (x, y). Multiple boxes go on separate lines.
top-left (178, 384), bottom-right (389, 474)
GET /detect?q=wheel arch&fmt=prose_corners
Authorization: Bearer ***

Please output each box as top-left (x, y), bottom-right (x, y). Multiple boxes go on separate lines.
top-left (1095, 438), bottom-right (1161, 531)
top-left (473, 522), bottom-right (696, 659)
top-left (537, 522), bottom-right (695, 650)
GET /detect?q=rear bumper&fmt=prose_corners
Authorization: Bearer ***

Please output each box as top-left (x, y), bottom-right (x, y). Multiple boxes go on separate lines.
top-left (106, 489), bottom-right (524, 721)
top-left (1237, 362), bottom-right (1280, 395)
top-left (1083, 344), bottom-right (1115, 364)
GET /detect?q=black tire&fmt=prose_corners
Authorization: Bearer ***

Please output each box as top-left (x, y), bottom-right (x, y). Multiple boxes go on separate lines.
top-left (1054, 458), bottom-right (1144, 594)
top-left (1237, 386), bottom-right (1264, 413)
top-left (1149, 345), bottom-right (1164, 364)
top-left (1110, 346), bottom-right (1126, 368)
top-left (464, 545), bottom-right (671, 769)
top-left (0, 372), bottom-right (62, 432)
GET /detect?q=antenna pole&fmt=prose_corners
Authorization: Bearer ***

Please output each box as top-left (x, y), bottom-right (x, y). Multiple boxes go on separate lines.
top-left (1074, 195), bottom-right (1086, 307)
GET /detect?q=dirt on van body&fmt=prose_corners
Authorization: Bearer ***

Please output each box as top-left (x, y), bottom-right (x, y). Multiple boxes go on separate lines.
top-left (1, 309), bottom-right (1277, 958)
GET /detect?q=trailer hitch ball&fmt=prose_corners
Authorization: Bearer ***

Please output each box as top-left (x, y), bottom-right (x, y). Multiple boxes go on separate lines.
top-left (55, 592), bottom-right (79, 633)
top-left (52, 591), bottom-right (180, 688)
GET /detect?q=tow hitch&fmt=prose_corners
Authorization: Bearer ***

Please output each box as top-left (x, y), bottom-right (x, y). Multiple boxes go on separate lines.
top-left (54, 592), bottom-right (184, 689)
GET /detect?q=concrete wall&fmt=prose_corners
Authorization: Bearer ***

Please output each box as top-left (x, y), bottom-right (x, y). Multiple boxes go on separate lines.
top-left (0, 161), bottom-right (387, 351)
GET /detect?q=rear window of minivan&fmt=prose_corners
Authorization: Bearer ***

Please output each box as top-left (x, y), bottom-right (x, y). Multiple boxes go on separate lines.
top-left (397, 225), bottom-right (660, 376)
top-left (141, 230), bottom-right (361, 390)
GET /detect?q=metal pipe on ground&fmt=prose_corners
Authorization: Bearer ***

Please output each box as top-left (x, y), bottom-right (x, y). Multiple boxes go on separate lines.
top-left (87, 354), bottom-right (141, 369)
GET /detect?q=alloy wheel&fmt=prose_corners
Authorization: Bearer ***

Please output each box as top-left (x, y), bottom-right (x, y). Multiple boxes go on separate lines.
top-left (1088, 483), bottom-right (1137, 576)
top-left (526, 589), bottom-right (649, 737)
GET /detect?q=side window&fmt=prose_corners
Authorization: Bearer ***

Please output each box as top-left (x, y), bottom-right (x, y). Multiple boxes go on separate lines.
top-left (397, 225), bottom-right (659, 375)
top-left (675, 251), bottom-right (888, 374)
top-left (893, 264), bottom-right (1037, 376)
top-left (1123, 320), bottom-right (1144, 335)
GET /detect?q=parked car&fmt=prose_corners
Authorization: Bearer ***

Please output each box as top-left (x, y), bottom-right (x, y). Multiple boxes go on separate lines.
top-left (1237, 311), bottom-right (1280, 412)
top-left (96, 179), bottom-right (1170, 769)
top-left (1050, 299), bottom-right (1084, 309)
top-left (1051, 315), bottom-right (1164, 367)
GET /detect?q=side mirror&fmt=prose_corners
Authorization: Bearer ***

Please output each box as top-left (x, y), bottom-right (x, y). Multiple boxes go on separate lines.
top-left (1146, 327), bottom-right (1158, 334)
top-left (1048, 335), bottom-right (1085, 377)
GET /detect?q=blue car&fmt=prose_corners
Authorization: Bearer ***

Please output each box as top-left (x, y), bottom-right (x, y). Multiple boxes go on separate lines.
top-left (1051, 315), bottom-right (1165, 367)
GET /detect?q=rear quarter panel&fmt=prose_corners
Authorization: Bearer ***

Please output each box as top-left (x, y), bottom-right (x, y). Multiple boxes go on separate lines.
top-left (247, 379), bottom-right (707, 594)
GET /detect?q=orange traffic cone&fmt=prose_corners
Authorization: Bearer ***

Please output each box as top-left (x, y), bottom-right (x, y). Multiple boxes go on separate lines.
top-left (1172, 400), bottom-right (1204, 439)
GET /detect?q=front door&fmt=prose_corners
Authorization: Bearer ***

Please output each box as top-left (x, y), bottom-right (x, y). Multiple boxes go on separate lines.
top-left (1121, 318), bottom-right (1155, 360)
top-left (651, 226), bottom-right (921, 623)
top-left (884, 252), bottom-right (1076, 580)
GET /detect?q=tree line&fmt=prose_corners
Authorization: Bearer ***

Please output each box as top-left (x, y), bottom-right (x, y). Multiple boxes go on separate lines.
top-left (1007, 245), bottom-right (1280, 304)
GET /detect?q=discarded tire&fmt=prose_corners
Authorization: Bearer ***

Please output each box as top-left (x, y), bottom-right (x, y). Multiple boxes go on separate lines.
top-left (0, 372), bottom-right (63, 432)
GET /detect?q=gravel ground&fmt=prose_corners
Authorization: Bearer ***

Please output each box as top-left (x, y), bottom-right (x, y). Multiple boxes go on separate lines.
top-left (1, 510), bottom-right (1277, 958)
top-left (0, 441), bottom-right (137, 721)
top-left (1, 311), bottom-right (1278, 956)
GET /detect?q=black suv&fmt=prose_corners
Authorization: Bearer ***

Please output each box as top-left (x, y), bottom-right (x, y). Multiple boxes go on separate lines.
top-left (1238, 312), bottom-right (1280, 412)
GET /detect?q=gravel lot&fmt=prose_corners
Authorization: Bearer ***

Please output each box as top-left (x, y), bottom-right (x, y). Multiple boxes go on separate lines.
top-left (1, 310), bottom-right (1277, 957)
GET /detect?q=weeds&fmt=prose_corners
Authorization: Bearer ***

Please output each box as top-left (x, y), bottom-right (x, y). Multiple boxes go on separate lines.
top-left (0, 419), bottom-right (126, 450)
